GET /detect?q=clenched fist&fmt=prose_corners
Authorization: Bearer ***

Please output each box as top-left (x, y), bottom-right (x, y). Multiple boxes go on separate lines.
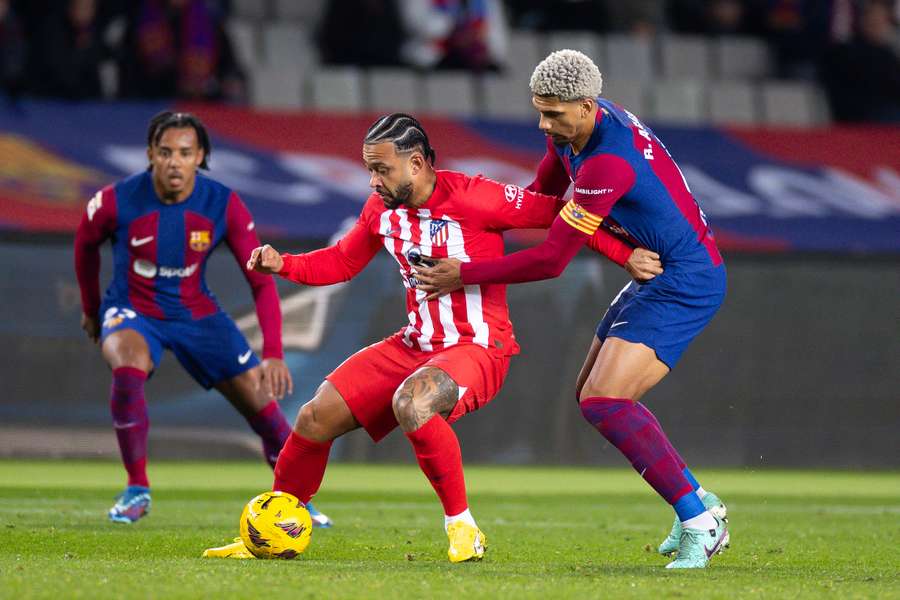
top-left (246, 244), bottom-right (284, 274)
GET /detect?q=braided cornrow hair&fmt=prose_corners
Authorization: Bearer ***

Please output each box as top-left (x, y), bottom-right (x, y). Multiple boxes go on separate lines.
top-left (364, 113), bottom-right (436, 165)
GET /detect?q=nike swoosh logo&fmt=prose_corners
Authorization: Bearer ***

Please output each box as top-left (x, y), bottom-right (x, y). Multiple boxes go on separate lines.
top-left (238, 350), bottom-right (253, 364)
top-left (610, 321), bottom-right (628, 328)
top-left (704, 527), bottom-right (727, 558)
top-left (247, 221), bottom-right (255, 231)
top-left (131, 236), bottom-right (154, 247)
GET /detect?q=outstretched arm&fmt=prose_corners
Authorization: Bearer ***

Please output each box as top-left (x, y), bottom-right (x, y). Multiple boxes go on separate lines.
top-left (247, 216), bottom-right (382, 286)
top-left (528, 141), bottom-right (643, 269)
top-left (414, 153), bottom-right (650, 296)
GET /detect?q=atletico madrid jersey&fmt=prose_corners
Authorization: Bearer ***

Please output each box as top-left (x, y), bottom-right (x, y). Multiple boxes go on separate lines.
top-left (279, 169), bottom-right (569, 355)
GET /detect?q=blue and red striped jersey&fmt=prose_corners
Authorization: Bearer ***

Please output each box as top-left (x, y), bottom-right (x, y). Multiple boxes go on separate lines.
top-left (74, 170), bottom-right (284, 358)
top-left (546, 98), bottom-right (722, 271)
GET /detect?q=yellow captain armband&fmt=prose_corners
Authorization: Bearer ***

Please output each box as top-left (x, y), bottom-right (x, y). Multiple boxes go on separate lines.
top-left (559, 199), bottom-right (603, 236)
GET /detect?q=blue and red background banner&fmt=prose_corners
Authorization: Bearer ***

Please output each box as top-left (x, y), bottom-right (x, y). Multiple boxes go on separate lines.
top-left (2, 101), bottom-right (898, 252)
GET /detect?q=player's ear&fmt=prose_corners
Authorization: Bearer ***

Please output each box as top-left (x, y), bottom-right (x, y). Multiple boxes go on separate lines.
top-left (580, 98), bottom-right (593, 118)
top-left (409, 151), bottom-right (424, 175)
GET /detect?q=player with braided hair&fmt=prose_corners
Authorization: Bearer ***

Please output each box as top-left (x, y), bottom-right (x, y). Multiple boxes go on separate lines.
top-left (203, 112), bottom-right (664, 562)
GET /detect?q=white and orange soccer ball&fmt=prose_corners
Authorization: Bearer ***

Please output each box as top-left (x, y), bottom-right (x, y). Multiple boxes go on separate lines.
top-left (239, 491), bottom-right (312, 559)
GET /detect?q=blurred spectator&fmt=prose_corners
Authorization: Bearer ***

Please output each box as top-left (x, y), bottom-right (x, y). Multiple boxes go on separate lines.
top-left (668, 0), bottom-right (767, 35)
top-left (399, 0), bottom-right (508, 71)
top-left (118, 0), bottom-right (245, 102)
top-left (30, 0), bottom-right (108, 99)
top-left (506, 0), bottom-right (610, 32)
top-left (763, 0), bottom-right (849, 79)
top-left (821, 0), bottom-right (900, 122)
top-left (605, 0), bottom-right (666, 37)
top-left (0, 0), bottom-right (27, 99)
top-left (317, 0), bottom-right (406, 67)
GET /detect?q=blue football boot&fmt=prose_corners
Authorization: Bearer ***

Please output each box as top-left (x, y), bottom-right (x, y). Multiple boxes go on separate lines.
top-left (108, 485), bottom-right (151, 524)
top-left (306, 502), bottom-right (332, 528)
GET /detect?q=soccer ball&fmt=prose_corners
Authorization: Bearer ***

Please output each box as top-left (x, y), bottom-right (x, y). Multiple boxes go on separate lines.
top-left (239, 491), bottom-right (312, 559)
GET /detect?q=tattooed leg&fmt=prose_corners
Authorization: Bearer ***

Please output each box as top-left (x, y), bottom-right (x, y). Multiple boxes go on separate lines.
top-left (392, 367), bottom-right (459, 433)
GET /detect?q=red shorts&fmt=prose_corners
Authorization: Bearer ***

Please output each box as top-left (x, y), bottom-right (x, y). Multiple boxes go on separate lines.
top-left (326, 334), bottom-right (511, 442)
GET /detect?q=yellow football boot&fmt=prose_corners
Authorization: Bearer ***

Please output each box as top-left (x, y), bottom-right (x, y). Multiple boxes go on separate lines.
top-left (446, 521), bottom-right (487, 563)
top-left (201, 538), bottom-right (255, 559)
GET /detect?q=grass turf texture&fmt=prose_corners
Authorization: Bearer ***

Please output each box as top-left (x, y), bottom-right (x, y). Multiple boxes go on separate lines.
top-left (1, 461), bottom-right (898, 599)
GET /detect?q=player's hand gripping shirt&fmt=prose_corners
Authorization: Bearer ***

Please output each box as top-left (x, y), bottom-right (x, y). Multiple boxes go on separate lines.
top-left (278, 169), bottom-right (631, 355)
top-left (74, 171), bottom-right (284, 358)
top-left (462, 99), bottom-right (723, 285)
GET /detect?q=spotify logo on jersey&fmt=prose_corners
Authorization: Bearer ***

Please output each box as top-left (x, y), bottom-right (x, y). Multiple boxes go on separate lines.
top-left (133, 259), bottom-right (158, 278)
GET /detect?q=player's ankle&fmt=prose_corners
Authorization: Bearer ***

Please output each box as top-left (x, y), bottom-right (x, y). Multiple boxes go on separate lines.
top-left (444, 508), bottom-right (477, 532)
top-left (681, 510), bottom-right (717, 530)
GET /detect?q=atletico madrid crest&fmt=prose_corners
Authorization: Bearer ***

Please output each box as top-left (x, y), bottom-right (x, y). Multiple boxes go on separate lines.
top-left (189, 230), bottom-right (211, 252)
top-left (430, 219), bottom-right (449, 247)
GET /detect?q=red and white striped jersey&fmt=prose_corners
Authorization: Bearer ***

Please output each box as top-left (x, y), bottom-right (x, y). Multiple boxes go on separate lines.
top-left (278, 169), bottom-right (567, 355)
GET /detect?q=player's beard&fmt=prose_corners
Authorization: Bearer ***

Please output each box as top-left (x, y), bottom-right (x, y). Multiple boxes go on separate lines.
top-left (378, 181), bottom-right (414, 209)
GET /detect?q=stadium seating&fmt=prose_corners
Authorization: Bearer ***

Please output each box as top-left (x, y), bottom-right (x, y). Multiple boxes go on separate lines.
top-left (714, 36), bottom-right (772, 80)
top-left (227, 19), bottom-right (259, 69)
top-left (761, 81), bottom-right (829, 126)
top-left (659, 35), bottom-right (712, 81)
top-left (309, 68), bottom-right (365, 112)
top-left (546, 31), bottom-right (602, 67)
top-left (603, 79), bottom-right (648, 118)
top-left (651, 81), bottom-right (705, 125)
top-left (482, 75), bottom-right (534, 119)
top-left (271, 0), bottom-right (325, 23)
top-left (235, 21), bottom-right (830, 127)
top-left (708, 81), bottom-right (758, 125)
top-left (604, 35), bottom-right (656, 83)
top-left (367, 69), bottom-right (421, 113)
top-left (506, 31), bottom-right (545, 81)
top-left (250, 66), bottom-right (303, 109)
top-left (262, 23), bottom-right (315, 69)
top-left (423, 73), bottom-right (479, 117)
top-left (232, 0), bottom-right (268, 20)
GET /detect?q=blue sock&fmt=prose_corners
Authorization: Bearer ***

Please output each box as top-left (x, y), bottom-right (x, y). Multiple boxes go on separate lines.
top-left (672, 491), bottom-right (706, 521)
top-left (682, 468), bottom-right (701, 491)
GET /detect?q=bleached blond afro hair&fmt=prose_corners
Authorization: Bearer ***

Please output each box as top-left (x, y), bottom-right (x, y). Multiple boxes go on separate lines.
top-left (530, 49), bottom-right (603, 101)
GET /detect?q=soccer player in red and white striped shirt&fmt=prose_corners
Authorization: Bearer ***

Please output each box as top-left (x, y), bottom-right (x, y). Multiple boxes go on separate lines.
top-left (202, 113), bottom-right (662, 562)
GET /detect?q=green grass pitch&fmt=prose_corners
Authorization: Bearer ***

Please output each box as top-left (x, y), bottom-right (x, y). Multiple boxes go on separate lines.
top-left (1, 460), bottom-right (897, 599)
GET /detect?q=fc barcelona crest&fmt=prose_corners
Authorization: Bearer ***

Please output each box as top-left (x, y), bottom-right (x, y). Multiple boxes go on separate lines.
top-left (430, 219), bottom-right (449, 247)
top-left (189, 230), bottom-right (211, 252)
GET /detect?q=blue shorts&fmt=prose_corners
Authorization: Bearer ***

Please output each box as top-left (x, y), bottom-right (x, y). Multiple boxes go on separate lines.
top-left (99, 302), bottom-right (260, 389)
top-left (596, 265), bottom-right (726, 369)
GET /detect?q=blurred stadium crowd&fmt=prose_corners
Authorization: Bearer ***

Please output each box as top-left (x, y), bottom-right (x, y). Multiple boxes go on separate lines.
top-left (0, 0), bottom-right (898, 124)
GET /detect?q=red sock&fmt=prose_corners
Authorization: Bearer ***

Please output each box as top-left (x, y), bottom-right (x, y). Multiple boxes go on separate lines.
top-left (110, 367), bottom-right (150, 488)
top-left (405, 415), bottom-right (468, 516)
top-left (272, 431), bottom-right (332, 504)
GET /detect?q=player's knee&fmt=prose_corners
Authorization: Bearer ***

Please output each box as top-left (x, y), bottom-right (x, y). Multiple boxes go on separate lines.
top-left (293, 382), bottom-right (347, 442)
top-left (102, 335), bottom-right (152, 372)
top-left (391, 386), bottom-right (416, 423)
top-left (294, 400), bottom-right (321, 439)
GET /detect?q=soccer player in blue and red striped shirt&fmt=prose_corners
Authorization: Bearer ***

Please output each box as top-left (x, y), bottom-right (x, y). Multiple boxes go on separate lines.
top-left (74, 112), bottom-right (329, 526)
top-left (415, 50), bottom-right (730, 568)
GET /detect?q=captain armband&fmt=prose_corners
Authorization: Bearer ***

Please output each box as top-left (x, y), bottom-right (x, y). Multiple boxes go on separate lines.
top-left (559, 199), bottom-right (603, 236)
